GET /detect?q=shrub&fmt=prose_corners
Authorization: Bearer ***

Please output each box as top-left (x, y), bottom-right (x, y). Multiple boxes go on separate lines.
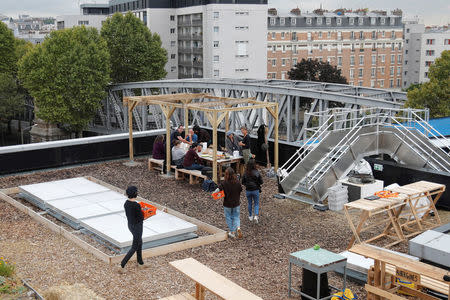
top-left (0, 257), bottom-right (15, 277)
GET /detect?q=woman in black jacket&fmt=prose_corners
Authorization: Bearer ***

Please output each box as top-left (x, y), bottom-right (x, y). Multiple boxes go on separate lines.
top-left (218, 167), bottom-right (243, 238)
top-left (242, 159), bottom-right (263, 224)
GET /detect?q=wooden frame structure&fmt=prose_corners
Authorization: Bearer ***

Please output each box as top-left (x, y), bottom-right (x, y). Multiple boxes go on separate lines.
top-left (0, 177), bottom-right (227, 265)
top-left (123, 93), bottom-right (279, 183)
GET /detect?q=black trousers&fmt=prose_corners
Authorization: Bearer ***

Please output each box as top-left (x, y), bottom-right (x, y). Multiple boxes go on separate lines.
top-left (121, 222), bottom-right (143, 267)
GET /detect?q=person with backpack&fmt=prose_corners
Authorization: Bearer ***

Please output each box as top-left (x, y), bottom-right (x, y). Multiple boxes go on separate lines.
top-left (218, 167), bottom-right (243, 238)
top-left (242, 159), bottom-right (263, 224)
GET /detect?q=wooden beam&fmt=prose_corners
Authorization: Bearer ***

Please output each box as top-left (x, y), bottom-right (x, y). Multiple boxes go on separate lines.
top-left (123, 93), bottom-right (209, 104)
top-left (212, 111), bottom-right (218, 183)
top-left (217, 111), bottom-right (227, 126)
top-left (365, 284), bottom-right (406, 300)
top-left (273, 103), bottom-right (279, 171)
top-left (128, 103), bottom-right (134, 161)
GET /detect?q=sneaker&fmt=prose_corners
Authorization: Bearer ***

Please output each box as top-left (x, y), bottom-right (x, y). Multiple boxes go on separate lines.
top-left (254, 216), bottom-right (259, 224)
top-left (117, 265), bottom-right (125, 274)
top-left (248, 216), bottom-right (253, 221)
top-left (236, 227), bottom-right (243, 238)
top-left (227, 231), bottom-right (236, 238)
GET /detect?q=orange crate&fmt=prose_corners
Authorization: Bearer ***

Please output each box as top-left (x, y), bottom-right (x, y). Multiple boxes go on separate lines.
top-left (139, 202), bottom-right (157, 218)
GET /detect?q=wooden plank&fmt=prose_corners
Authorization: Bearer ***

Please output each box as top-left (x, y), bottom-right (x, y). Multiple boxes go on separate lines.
top-left (365, 284), bottom-right (406, 300)
top-left (397, 286), bottom-right (440, 300)
top-left (212, 111), bottom-right (218, 183)
top-left (170, 258), bottom-right (262, 300)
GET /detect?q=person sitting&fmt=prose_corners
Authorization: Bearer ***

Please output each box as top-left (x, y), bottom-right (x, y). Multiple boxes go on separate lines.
top-left (170, 125), bottom-right (188, 146)
top-left (182, 143), bottom-right (204, 170)
top-left (193, 125), bottom-right (211, 145)
top-left (225, 130), bottom-right (242, 156)
top-left (152, 135), bottom-right (165, 159)
top-left (185, 128), bottom-right (198, 145)
top-left (171, 140), bottom-right (186, 166)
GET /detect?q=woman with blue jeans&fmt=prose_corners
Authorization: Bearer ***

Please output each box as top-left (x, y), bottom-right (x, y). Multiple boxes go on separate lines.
top-left (218, 167), bottom-right (243, 238)
top-left (242, 159), bottom-right (263, 224)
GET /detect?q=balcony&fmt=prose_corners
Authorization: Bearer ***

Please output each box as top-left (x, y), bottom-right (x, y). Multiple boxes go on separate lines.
top-left (178, 47), bottom-right (192, 53)
top-left (192, 19), bottom-right (202, 26)
top-left (178, 21), bottom-right (191, 26)
top-left (193, 47), bottom-right (203, 54)
top-left (179, 73), bottom-right (193, 79)
top-left (192, 33), bottom-right (203, 40)
top-left (178, 60), bottom-right (193, 67)
top-left (193, 74), bottom-right (203, 78)
top-left (178, 34), bottom-right (192, 40)
top-left (193, 61), bottom-right (203, 67)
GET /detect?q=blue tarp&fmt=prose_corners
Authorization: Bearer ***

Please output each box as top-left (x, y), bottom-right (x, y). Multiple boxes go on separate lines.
top-left (428, 117), bottom-right (450, 137)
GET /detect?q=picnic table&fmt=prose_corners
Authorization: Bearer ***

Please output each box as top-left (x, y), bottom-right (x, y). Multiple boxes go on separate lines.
top-left (344, 180), bottom-right (445, 249)
top-left (199, 151), bottom-right (243, 179)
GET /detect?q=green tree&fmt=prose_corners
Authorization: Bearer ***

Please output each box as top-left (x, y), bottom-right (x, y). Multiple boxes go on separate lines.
top-left (18, 26), bottom-right (110, 133)
top-left (288, 58), bottom-right (347, 84)
top-left (406, 50), bottom-right (450, 118)
top-left (14, 38), bottom-right (33, 62)
top-left (0, 21), bottom-right (16, 75)
top-left (101, 12), bottom-right (167, 83)
top-left (0, 73), bottom-right (25, 123)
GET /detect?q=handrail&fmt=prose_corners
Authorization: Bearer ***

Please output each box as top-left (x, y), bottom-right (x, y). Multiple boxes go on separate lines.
top-left (409, 111), bottom-right (450, 156)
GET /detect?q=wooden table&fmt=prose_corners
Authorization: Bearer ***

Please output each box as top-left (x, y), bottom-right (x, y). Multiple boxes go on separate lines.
top-left (169, 257), bottom-right (262, 300)
top-left (345, 180), bottom-right (445, 249)
top-left (349, 244), bottom-right (450, 299)
top-left (200, 153), bottom-right (243, 179)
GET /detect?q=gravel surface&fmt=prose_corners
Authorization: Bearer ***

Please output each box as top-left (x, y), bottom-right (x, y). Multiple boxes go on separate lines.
top-left (0, 159), bottom-right (447, 300)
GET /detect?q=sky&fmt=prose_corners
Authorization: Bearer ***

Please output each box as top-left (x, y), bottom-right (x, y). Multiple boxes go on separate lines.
top-left (1, 0), bottom-right (449, 25)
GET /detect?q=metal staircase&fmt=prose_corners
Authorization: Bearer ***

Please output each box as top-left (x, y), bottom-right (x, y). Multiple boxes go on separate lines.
top-left (278, 108), bottom-right (450, 203)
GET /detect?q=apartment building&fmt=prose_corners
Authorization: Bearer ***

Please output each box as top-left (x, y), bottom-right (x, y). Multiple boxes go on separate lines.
top-left (403, 21), bottom-right (449, 88)
top-left (56, 4), bottom-right (109, 30)
top-left (267, 9), bottom-right (404, 89)
top-left (109, 0), bottom-right (268, 79)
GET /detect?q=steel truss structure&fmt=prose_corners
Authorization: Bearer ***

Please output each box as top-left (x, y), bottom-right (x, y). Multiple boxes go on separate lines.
top-left (93, 79), bottom-right (407, 144)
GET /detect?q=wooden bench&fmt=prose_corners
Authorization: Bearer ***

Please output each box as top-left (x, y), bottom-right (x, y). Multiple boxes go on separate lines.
top-left (349, 244), bottom-right (450, 299)
top-left (169, 257), bottom-right (262, 300)
top-left (175, 169), bottom-right (207, 185)
top-left (161, 292), bottom-right (196, 300)
top-left (148, 158), bottom-right (177, 174)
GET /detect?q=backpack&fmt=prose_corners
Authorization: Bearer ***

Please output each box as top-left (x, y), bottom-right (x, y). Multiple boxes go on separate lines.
top-left (201, 167), bottom-right (213, 179)
top-left (202, 179), bottom-right (218, 192)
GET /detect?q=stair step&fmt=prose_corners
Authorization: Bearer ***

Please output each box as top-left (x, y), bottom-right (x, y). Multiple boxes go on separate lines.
top-left (285, 193), bottom-right (317, 205)
top-left (293, 186), bottom-right (311, 195)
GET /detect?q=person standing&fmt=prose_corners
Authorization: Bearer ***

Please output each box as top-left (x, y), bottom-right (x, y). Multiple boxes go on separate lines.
top-left (120, 186), bottom-right (149, 271)
top-left (239, 126), bottom-right (251, 164)
top-left (193, 125), bottom-right (211, 145)
top-left (170, 125), bottom-right (188, 146)
top-left (242, 159), bottom-right (263, 224)
top-left (218, 167), bottom-right (243, 238)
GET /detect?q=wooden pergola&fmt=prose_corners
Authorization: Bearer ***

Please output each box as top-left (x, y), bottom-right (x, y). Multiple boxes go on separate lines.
top-left (123, 93), bottom-right (279, 183)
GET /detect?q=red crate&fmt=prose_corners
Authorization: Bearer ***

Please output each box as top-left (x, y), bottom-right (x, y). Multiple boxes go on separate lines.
top-left (139, 202), bottom-right (157, 219)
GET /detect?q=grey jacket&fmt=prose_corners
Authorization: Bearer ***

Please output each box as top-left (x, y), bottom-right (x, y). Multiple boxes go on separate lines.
top-left (225, 135), bottom-right (242, 155)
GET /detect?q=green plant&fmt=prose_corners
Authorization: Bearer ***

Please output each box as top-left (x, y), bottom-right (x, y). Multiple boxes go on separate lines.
top-left (0, 257), bottom-right (15, 277)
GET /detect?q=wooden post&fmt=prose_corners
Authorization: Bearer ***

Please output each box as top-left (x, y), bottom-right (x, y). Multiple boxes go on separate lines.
top-left (225, 112), bottom-right (230, 132)
top-left (212, 111), bottom-right (218, 183)
top-left (128, 102), bottom-right (134, 162)
top-left (184, 103), bottom-right (189, 137)
top-left (274, 103), bottom-right (279, 172)
top-left (160, 104), bottom-right (176, 175)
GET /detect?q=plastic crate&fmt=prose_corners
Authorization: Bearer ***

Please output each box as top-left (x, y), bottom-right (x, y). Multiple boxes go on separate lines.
top-left (139, 202), bottom-right (157, 219)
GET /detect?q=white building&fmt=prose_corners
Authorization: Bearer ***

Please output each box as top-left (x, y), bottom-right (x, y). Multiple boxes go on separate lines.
top-left (56, 3), bottom-right (109, 31)
top-left (109, 0), bottom-right (268, 79)
top-left (403, 21), bottom-right (450, 88)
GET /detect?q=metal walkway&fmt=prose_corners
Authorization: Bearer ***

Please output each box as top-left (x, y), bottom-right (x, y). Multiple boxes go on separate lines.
top-left (278, 108), bottom-right (450, 203)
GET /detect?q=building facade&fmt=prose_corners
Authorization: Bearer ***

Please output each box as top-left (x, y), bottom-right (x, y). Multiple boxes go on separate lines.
top-left (403, 21), bottom-right (449, 88)
top-left (109, 0), bottom-right (268, 79)
top-left (56, 4), bottom-right (109, 30)
top-left (267, 9), bottom-right (404, 89)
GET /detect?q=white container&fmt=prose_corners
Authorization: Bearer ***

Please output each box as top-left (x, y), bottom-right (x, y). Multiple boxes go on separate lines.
top-left (201, 142), bottom-right (207, 152)
top-left (233, 150), bottom-right (240, 158)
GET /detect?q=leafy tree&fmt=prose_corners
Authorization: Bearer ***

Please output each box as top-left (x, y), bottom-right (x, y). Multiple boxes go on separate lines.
top-left (18, 26), bottom-right (110, 133)
top-left (0, 73), bottom-right (25, 123)
top-left (288, 58), bottom-right (347, 84)
top-left (101, 12), bottom-right (167, 83)
top-left (14, 38), bottom-right (33, 62)
top-left (406, 50), bottom-right (450, 118)
top-left (0, 21), bottom-right (16, 75)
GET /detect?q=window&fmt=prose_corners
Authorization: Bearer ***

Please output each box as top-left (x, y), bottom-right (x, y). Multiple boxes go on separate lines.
top-left (326, 18), bottom-right (331, 25)
top-left (281, 58), bottom-right (286, 66)
top-left (379, 79), bottom-right (384, 87)
top-left (170, 15), bottom-right (175, 21)
top-left (371, 67), bottom-right (376, 77)
top-left (350, 31), bottom-right (355, 39)
top-left (78, 20), bottom-right (89, 25)
top-left (317, 18), bottom-right (322, 25)
top-left (350, 55), bottom-right (355, 66)
top-left (338, 32), bottom-right (342, 40)
top-left (337, 56), bottom-right (342, 66)
top-left (327, 31), bottom-right (331, 38)
top-left (213, 55), bottom-right (219, 62)
top-left (282, 45), bottom-right (286, 53)
top-left (291, 18), bottom-right (296, 25)
top-left (390, 79), bottom-right (394, 88)
top-left (235, 68), bottom-right (248, 72)
top-left (349, 18), bottom-right (354, 25)
top-left (235, 11), bottom-right (249, 16)
top-left (280, 18), bottom-right (285, 25)
top-left (307, 32), bottom-right (312, 41)
top-left (272, 45), bottom-right (276, 53)
top-left (372, 43), bottom-right (376, 51)
top-left (390, 18), bottom-right (395, 25)
top-left (371, 55), bottom-right (376, 65)
top-left (391, 54), bottom-right (395, 64)
top-left (171, 66), bottom-right (176, 72)
top-left (380, 67), bottom-right (385, 75)
top-left (359, 55), bottom-right (364, 65)
top-left (425, 61), bottom-right (432, 67)
top-left (281, 32), bottom-right (285, 39)
top-left (406, 50), bottom-right (408, 54)
top-left (358, 18), bottom-right (364, 25)
top-left (391, 43), bottom-right (395, 51)
top-left (426, 39), bottom-right (435, 45)
top-left (359, 31), bottom-right (364, 40)
top-left (170, 41), bottom-right (176, 47)
top-left (270, 18), bottom-right (275, 25)
top-left (337, 18), bottom-right (342, 26)
top-left (391, 31), bottom-right (395, 39)
top-left (214, 70), bottom-right (219, 77)
top-left (236, 41), bottom-right (248, 56)
top-left (390, 66), bottom-right (394, 76)
top-left (359, 68), bottom-right (363, 78)
top-left (406, 39), bottom-right (409, 44)
top-left (406, 28), bottom-right (410, 33)
top-left (350, 69), bottom-right (354, 79)
top-left (293, 58), bottom-right (297, 65)
top-left (371, 80), bottom-right (375, 87)
top-left (381, 18), bottom-right (385, 25)
top-left (170, 54), bottom-right (176, 59)
top-left (382, 31), bottom-right (385, 38)
top-left (213, 26), bottom-right (219, 33)
top-left (213, 41), bottom-right (219, 48)
top-left (272, 59), bottom-right (276, 66)
top-left (445, 39), bottom-right (450, 45)
top-left (372, 31), bottom-right (376, 39)
top-left (306, 18), bottom-right (312, 25)
top-left (213, 12), bottom-right (219, 19)
top-left (235, 26), bottom-right (249, 30)
top-left (318, 31), bottom-right (322, 38)
top-left (397, 66), bottom-right (401, 75)
top-left (397, 78), bottom-right (401, 87)
top-left (170, 28), bottom-right (175, 34)
top-left (271, 32), bottom-right (275, 39)
top-left (359, 81), bottom-right (363, 87)
top-left (381, 55), bottom-right (385, 63)
top-left (398, 55), bottom-right (402, 63)
top-left (425, 72), bottom-right (429, 78)
top-left (292, 32), bottom-right (297, 41)
top-left (425, 50), bottom-right (435, 56)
